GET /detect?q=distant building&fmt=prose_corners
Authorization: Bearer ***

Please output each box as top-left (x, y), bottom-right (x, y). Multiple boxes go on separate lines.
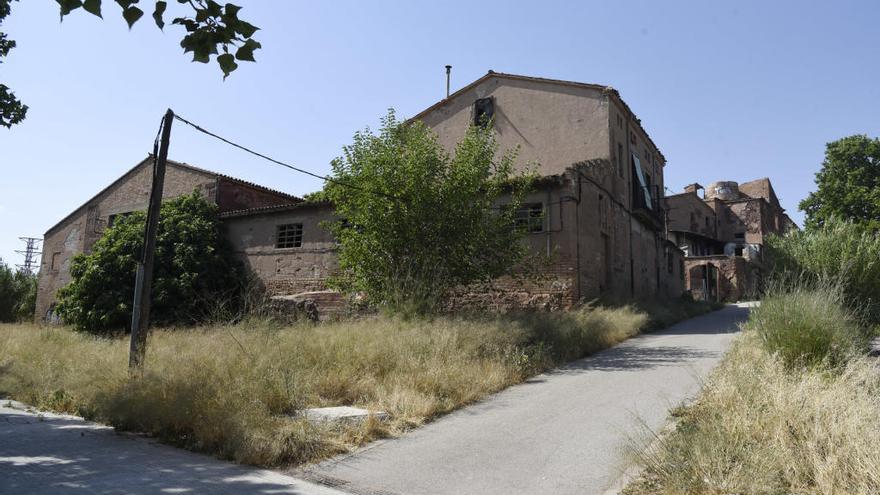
top-left (664, 178), bottom-right (796, 302)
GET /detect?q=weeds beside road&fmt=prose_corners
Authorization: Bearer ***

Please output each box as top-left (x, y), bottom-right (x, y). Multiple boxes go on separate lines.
top-left (625, 286), bottom-right (880, 495)
top-left (0, 300), bottom-right (714, 468)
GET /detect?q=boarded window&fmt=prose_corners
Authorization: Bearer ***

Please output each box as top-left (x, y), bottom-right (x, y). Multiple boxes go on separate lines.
top-left (51, 252), bottom-right (62, 270)
top-left (514, 203), bottom-right (544, 233)
top-left (474, 97), bottom-right (494, 127)
top-left (276, 223), bottom-right (303, 248)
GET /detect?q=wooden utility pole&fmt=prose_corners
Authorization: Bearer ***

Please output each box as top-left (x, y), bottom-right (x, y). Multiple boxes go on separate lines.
top-left (130, 108), bottom-right (174, 371)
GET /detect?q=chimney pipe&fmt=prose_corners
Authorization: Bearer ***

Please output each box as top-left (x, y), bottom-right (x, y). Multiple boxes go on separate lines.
top-left (445, 65), bottom-right (452, 98)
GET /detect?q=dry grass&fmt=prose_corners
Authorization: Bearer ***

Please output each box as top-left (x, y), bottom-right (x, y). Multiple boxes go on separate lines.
top-left (0, 303), bottom-right (664, 467)
top-left (626, 290), bottom-right (880, 495)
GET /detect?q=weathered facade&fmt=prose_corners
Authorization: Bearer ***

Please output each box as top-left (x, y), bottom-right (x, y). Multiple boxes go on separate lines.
top-left (37, 72), bottom-right (694, 321)
top-left (664, 178), bottom-right (795, 302)
top-left (35, 157), bottom-right (299, 321)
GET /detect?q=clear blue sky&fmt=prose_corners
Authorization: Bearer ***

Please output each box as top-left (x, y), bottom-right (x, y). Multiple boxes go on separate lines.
top-left (2, 0), bottom-right (878, 267)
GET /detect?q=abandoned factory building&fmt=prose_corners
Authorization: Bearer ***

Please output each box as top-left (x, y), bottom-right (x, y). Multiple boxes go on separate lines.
top-left (35, 71), bottom-right (794, 321)
top-left (664, 179), bottom-right (796, 302)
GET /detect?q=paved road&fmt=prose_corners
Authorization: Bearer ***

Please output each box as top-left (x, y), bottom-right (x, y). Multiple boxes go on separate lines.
top-left (0, 401), bottom-right (347, 495)
top-left (299, 303), bottom-right (751, 495)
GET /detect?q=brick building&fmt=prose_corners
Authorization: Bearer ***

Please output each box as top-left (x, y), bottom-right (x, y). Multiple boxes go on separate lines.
top-left (37, 71), bottom-right (692, 321)
top-left (664, 178), bottom-right (796, 302)
top-left (35, 157), bottom-right (299, 321)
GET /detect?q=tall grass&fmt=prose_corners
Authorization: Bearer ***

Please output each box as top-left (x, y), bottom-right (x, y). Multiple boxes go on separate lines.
top-left (626, 287), bottom-right (880, 495)
top-left (0, 304), bottom-right (654, 467)
top-left (767, 217), bottom-right (880, 322)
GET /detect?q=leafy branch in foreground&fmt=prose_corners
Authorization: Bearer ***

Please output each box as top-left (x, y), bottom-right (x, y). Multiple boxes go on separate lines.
top-left (55, 0), bottom-right (261, 79)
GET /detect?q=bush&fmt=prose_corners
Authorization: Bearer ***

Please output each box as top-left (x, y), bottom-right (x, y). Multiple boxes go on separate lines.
top-left (55, 192), bottom-right (245, 334)
top-left (324, 110), bottom-right (537, 314)
top-left (748, 284), bottom-right (867, 369)
top-left (766, 217), bottom-right (880, 322)
top-left (0, 260), bottom-right (36, 322)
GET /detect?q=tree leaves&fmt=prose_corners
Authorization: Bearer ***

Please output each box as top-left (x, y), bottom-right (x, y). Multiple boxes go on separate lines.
top-left (82, 0), bottom-right (102, 17)
top-left (324, 110), bottom-right (537, 314)
top-left (152, 0), bottom-right (166, 28)
top-left (51, 0), bottom-right (260, 77)
top-left (121, 5), bottom-right (143, 28)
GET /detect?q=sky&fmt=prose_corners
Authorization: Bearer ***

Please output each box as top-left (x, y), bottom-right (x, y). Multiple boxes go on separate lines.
top-left (1, 0), bottom-right (879, 267)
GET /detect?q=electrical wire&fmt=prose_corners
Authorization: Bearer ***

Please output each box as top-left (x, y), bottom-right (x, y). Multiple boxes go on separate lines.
top-left (172, 113), bottom-right (401, 202)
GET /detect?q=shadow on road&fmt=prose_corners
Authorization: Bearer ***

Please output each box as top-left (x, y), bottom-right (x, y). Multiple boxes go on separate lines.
top-left (0, 409), bottom-right (317, 495)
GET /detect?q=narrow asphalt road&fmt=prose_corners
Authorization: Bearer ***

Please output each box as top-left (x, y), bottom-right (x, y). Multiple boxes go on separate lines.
top-left (0, 401), bottom-right (347, 495)
top-left (299, 303), bottom-right (751, 495)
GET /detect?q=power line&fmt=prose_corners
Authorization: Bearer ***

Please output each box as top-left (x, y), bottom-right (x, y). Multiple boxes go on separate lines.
top-left (15, 237), bottom-right (41, 274)
top-left (172, 113), bottom-right (401, 202)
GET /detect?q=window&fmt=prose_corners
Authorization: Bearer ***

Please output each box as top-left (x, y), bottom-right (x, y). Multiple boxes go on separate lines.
top-left (704, 217), bottom-right (710, 229)
top-left (667, 251), bottom-right (674, 274)
top-left (51, 252), bottom-right (61, 270)
top-left (514, 203), bottom-right (544, 233)
top-left (617, 143), bottom-right (624, 178)
top-left (275, 223), bottom-right (303, 248)
top-left (631, 154), bottom-right (653, 210)
top-left (474, 97), bottom-right (494, 127)
top-left (616, 114), bottom-right (623, 129)
top-left (734, 232), bottom-right (745, 240)
top-left (107, 211), bottom-right (133, 228)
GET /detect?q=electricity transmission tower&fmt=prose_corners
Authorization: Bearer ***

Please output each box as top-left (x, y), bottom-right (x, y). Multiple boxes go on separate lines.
top-left (16, 237), bottom-right (42, 274)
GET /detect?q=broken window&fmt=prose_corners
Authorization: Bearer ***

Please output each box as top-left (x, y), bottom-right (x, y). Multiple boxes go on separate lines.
top-left (514, 203), bottom-right (544, 233)
top-left (51, 252), bottom-right (61, 271)
top-left (275, 223), bottom-right (303, 248)
top-left (474, 97), bottom-right (494, 127)
top-left (631, 153), bottom-right (653, 210)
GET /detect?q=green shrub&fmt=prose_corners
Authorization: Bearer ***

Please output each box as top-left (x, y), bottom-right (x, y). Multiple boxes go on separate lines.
top-left (0, 260), bottom-right (36, 322)
top-left (55, 192), bottom-right (245, 334)
top-left (747, 284), bottom-right (867, 369)
top-left (766, 217), bottom-right (880, 323)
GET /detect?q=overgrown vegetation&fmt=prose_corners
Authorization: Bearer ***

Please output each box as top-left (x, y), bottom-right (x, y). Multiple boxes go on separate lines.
top-left (626, 286), bottom-right (880, 495)
top-left (55, 192), bottom-right (245, 334)
top-left (0, 259), bottom-right (36, 322)
top-left (766, 217), bottom-right (880, 322)
top-left (324, 110), bottom-right (537, 315)
top-left (0, 304), bottom-right (662, 467)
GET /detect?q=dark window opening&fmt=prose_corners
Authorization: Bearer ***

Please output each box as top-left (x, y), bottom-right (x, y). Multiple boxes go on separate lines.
top-left (514, 203), bottom-right (544, 233)
top-left (734, 232), bottom-right (745, 240)
top-left (631, 153), bottom-right (653, 210)
top-left (617, 142), bottom-right (624, 178)
top-left (704, 217), bottom-right (710, 229)
top-left (276, 223), bottom-right (303, 248)
top-left (474, 97), bottom-right (494, 127)
top-left (50, 252), bottom-right (61, 271)
top-left (735, 246), bottom-right (744, 257)
top-left (667, 252), bottom-right (674, 274)
top-left (108, 211), bottom-right (134, 228)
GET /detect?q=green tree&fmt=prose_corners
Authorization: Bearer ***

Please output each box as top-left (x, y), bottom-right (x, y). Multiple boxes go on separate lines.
top-left (1, 0), bottom-right (260, 127)
top-left (56, 192), bottom-right (244, 334)
top-left (0, 259), bottom-right (36, 322)
top-left (325, 110), bottom-right (536, 314)
top-left (800, 135), bottom-right (880, 231)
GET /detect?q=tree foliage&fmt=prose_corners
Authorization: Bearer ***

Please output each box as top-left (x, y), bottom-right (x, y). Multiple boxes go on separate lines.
top-left (56, 192), bottom-right (244, 334)
top-left (766, 217), bottom-right (880, 323)
top-left (0, 0), bottom-right (259, 127)
top-left (0, 259), bottom-right (36, 322)
top-left (800, 135), bottom-right (880, 232)
top-left (324, 110), bottom-right (537, 314)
